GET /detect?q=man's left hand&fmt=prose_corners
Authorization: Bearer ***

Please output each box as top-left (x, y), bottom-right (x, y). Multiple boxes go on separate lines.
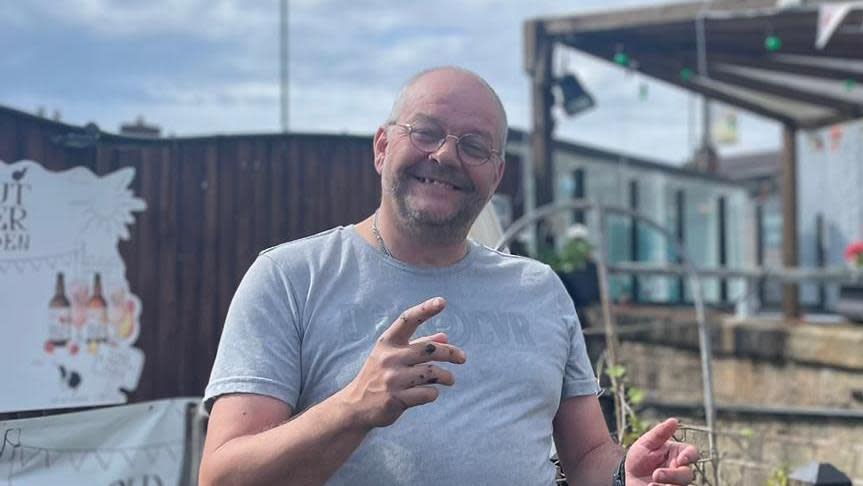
top-left (625, 418), bottom-right (700, 485)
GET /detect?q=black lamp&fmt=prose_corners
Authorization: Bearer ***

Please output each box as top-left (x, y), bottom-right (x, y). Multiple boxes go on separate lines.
top-left (556, 74), bottom-right (595, 116)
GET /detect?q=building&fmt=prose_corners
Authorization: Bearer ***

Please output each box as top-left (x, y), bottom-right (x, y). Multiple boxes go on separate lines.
top-left (506, 130), bottom-right (754, 306)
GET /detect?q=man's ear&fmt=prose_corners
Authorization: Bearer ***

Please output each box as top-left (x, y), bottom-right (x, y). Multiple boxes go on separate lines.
top-left (373, 126), bottom-right (388, 175)
top-left (489, 156), bottom-right (506, 195)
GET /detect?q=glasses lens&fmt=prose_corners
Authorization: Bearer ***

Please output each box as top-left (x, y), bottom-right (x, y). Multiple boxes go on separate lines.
top-left (458, 134), bottom-right (492, 165)
top-left (408, 125), bottom-right (445, 152)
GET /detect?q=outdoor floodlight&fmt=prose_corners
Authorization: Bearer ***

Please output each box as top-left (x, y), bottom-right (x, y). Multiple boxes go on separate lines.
top-left (556, 74), bottom-right (595, 117)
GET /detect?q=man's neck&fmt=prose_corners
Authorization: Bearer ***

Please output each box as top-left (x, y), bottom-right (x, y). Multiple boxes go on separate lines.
top-left (356, 210), bottom-right (469, 267)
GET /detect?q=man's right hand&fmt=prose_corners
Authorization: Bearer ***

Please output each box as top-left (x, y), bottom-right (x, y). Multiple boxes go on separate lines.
top-left (338, 297), bottom-right (467, 429)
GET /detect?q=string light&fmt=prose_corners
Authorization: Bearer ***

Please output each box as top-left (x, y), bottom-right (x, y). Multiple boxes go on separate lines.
top-left (764, 34), bottom-right (782, 52)
top-left (680, 67), bottom-right (694, 82)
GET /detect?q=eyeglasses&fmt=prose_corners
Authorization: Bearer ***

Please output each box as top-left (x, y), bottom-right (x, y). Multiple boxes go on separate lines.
top-left (393, 122), bottom-right (501, 166)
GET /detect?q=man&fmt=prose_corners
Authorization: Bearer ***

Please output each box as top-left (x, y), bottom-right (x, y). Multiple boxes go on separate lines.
top-left (200, 66), bottom-right (699, 485)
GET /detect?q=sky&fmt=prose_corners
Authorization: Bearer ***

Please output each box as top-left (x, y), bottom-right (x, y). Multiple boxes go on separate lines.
top-left (0, 0), bottom-right (783, 165)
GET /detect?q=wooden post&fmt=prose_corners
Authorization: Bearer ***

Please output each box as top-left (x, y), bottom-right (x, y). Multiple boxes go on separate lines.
top-left (524, 20), bottom-right (555, 209)
top-left (781, 124), bottom-right (800, 320)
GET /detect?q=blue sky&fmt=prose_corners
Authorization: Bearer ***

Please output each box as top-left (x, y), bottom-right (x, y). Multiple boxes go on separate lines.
top-left (1, 0), bottom-right (781, 164)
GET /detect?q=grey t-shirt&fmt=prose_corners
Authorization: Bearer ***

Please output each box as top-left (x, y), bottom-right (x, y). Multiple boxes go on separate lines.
top-left (204, 226), bottom-right (598, 485)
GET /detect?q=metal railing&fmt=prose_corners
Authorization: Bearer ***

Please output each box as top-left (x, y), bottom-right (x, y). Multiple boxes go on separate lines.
top-left (495, 199), bottom-right (720, 484)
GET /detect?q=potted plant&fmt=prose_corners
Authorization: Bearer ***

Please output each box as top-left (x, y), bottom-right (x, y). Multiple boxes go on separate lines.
top-left (837, 241), bottom-right (863, 323)
top-left (538, 225), bottom-right (600, 308)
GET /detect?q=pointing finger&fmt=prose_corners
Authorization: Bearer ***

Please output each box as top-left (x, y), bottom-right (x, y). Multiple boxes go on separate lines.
top-left (636, 418), bottom-right (679, 450)
top-left (381, 297), bottom-right (446, 345)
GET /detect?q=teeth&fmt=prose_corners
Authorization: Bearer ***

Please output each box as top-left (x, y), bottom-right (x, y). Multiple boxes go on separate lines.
top-left (416, 176), bottom-right (456, 189)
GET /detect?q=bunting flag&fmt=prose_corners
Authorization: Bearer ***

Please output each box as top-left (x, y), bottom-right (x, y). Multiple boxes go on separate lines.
top-left (0, 398), bottom-right (198, 485)
top-left (0, 248), bottom-right (80, 274)
top-left (816, 2), bottom-right (863, 49)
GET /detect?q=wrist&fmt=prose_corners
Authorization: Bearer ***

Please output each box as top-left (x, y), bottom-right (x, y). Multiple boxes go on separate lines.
top-left (330, 388), bottom-right (375, 433)
top-left (613, 449), bottom-right (627, 486)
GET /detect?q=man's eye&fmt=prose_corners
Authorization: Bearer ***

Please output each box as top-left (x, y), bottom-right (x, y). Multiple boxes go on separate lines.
top-left (412, 128), bottom-right (441, 142)
top-left (460, 140), bottom-right (490, 158)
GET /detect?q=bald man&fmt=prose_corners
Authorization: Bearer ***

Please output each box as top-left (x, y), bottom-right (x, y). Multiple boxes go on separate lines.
top-left (200, 67), bottom-right (699, 486)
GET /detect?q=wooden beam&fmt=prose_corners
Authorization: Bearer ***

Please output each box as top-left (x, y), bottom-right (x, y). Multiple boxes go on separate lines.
top-left (539, 0), bottom-right (854, 36)
top-left (709, 69), bottom-right (863, 116)
top-left (625, 57), bottom-right (803, 125)
top-left (709, 54), bottom-right (863, 83)
top-left (540, 0), bottom-right (779, 36)
top-left (525, 21), bottom-right (556, 208)
top-left (781, 124), bottom-right (800, 320)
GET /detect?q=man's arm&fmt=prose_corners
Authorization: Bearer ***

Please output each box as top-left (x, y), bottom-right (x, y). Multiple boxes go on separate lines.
top-left (199, 392), bottom-right (370, 486)
top-left (553, 394), bottom-right (623, 485)
top-left (199, 297), bottom-right (466, 486)
top-left (554, 395), bottom-right (700, 486)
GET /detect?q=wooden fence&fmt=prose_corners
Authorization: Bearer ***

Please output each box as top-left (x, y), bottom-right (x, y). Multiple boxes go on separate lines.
top-left (0, 106), bottom-right (524, 417)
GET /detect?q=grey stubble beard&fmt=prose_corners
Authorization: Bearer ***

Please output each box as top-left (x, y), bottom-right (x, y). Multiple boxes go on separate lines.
top-left (384, 169), bottom-right (486, 247)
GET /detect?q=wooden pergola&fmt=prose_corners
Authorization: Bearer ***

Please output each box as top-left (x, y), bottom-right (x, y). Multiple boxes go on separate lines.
top-left (524, 0), bottom-right (863, 319)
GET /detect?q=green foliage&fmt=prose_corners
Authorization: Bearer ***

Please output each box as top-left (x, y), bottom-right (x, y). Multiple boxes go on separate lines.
top-left (766, 465), bottom-right (789, 486)
top-left (606, 364), bottom-right (626, 379)
top-left (627, 387), bottom-right (645, 406)
top-left (623, 412), bottom-right (649, 448)
top-left (601, 361), bottom-right (650, 448)
top-left (537, 238), bottom-right (593, 273)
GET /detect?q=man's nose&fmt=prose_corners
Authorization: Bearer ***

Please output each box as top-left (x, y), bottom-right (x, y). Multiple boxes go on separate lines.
top-left (430, 135), bottom-right (461, 166)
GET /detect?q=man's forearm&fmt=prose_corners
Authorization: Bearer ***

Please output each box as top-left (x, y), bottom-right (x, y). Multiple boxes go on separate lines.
top-left (562, 440), bottom-right (624, 486)
top-left (200, 391), bottom-right (369, 486)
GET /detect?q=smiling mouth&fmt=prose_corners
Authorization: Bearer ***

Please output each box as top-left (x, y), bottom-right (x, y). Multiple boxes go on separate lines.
top-left (412, 175), bottom-right (461, 191)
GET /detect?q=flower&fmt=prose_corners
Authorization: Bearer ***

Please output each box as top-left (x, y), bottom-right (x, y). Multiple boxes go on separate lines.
top-left (845, 241), bottom-right (863, 267)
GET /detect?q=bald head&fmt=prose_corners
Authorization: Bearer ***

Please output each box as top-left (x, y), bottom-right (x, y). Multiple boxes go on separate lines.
top-left (386, 66), bottom-right (509, 150)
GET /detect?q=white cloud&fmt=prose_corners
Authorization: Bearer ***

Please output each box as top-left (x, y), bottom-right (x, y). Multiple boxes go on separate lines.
top-left (0, 0), bottom-right (781, 163)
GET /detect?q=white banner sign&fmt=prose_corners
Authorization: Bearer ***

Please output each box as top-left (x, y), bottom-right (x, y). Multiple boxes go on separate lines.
top-left (0, 160), bottom-right (147, 413)
top-left (0, 398), bottom-right (198, 485)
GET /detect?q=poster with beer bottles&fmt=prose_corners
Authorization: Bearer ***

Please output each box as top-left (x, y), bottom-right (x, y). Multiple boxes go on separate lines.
top-left (0, 160), bottom-right (146, 413)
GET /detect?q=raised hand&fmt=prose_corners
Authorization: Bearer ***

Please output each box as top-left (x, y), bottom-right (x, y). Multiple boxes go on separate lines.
top-left (340, 297), bottom-right (467, 429)
top-left (626, 418), bottom-right (700, 485)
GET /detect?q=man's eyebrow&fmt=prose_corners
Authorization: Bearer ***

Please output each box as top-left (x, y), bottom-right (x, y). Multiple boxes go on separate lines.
top-left (411, 114), bottom-right (493, 141)
top-left (410, 114), bottom-right (440, 126)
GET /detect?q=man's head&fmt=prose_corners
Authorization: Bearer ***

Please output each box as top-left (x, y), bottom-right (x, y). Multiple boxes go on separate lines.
top-left (373, 67), bottom-right (508, 245)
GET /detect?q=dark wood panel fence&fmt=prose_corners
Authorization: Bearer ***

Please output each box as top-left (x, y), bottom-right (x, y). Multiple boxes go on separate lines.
top-left (0, 106), bottom-right (524, 418)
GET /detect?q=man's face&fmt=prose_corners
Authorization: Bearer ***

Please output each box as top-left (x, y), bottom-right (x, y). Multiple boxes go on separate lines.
top-left (374, 71), bottom-right (505, 241)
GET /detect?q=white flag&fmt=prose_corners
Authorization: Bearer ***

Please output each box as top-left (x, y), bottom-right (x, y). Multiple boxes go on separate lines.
top-left (816, 2), bottom-right (863, 49)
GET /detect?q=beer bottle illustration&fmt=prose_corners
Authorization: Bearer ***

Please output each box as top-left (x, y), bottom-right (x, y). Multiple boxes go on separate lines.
top-left (45, 273), bottom-right (71, 354)
top-left (85, 273), bottom-right (108, 354)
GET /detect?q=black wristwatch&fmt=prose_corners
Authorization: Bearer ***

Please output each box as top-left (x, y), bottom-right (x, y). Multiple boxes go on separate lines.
top-left (612, 451), bottom-right (626, 486)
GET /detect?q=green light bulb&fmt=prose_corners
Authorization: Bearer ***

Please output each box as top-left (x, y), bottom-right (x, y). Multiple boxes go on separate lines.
top-left (764, 35), bottom-right (782, 52)
top-left (613, 52), bottom-right (630, 67)
top-left (680, 68), bottom-right (694, 82)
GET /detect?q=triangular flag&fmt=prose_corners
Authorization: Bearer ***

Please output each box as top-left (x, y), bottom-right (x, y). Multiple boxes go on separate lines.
top-left (93, 451), bottom-right (113, 470)
top-left (120, 450), bottom-right (136, 467)
top-left (817, 2), bottom-right (863, 48)
top-left (19, 447), bottom-right (44, 469)
top-left (69, 451), bottom-right (89, 471)
top-left (144, 447), bottom-right (159, 465)
top-left (165, 445), bottom-right (180, 462)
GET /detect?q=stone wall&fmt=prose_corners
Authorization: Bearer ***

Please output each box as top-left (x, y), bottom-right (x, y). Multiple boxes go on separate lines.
top-left (582, 306), bottom-right (863, 484)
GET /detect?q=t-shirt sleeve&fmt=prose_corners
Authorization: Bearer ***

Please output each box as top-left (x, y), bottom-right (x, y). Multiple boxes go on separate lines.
top-left (203, 253), bottom-right (303, 412)
top-left (552, 273), bottom-right (600, 399)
